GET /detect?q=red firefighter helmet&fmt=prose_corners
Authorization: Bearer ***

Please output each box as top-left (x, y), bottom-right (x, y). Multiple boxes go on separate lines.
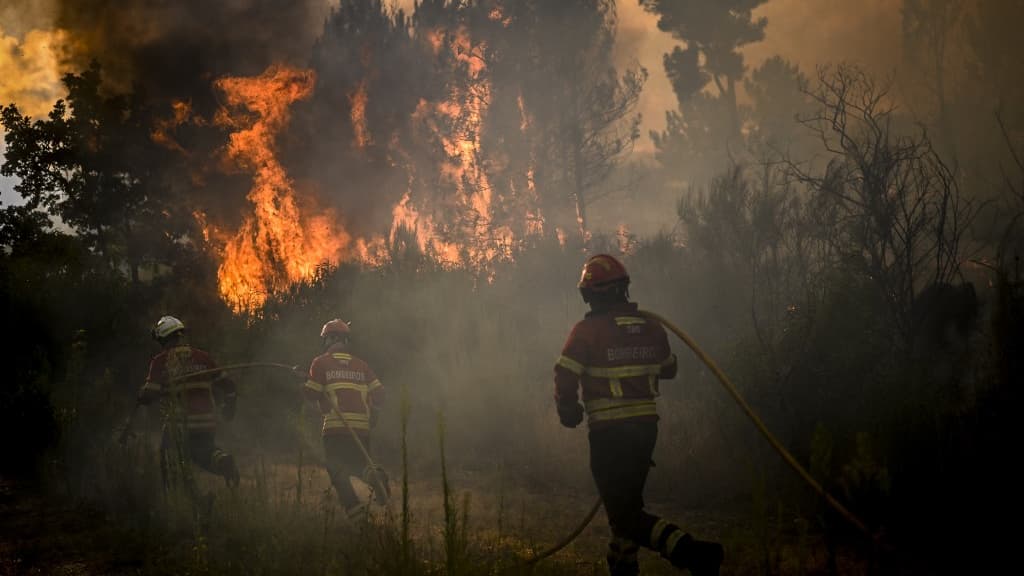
top-left (320, 319), bottom-right (351, 338)
top-left (578, 254), bottom-right (630, 290)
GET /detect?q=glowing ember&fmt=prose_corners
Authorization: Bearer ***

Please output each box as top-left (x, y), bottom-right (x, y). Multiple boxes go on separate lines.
top-left (151, 100), bottom-right (206, 159)
top-left (517, 93), bottom-right (530, 131)
top-left (210, 65), bottom-right (348, 312)
top-left (349, 79), bottom-right (371, 149)
top-left (391, 190), bottom-right (462, 266)
top-left (617, 224), bottom-right (636, 255)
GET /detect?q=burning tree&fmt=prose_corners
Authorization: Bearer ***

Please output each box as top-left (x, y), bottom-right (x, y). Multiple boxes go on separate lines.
top-left (30, 0), bottom-right (652, 311)
top-left (203, 65), bottom-right (350, 313)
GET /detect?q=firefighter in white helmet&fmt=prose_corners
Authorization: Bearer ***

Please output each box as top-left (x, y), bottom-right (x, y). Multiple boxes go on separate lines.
top-left (138, 315), bottom-right (240, 488)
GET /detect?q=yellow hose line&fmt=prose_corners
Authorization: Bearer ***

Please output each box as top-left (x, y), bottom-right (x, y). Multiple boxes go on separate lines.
top-left (639, 310), bottom-right (874, 540)
top-left (120, 363), bottom-right (296, 443)
top-left (525, 498), bottom-right (603, 564)
top-left (161, 317), bottom-right (877, 556)
top-left (325, 393), bottom-right (393, 509)
top-left (165, 362), bottom-right (297, 382)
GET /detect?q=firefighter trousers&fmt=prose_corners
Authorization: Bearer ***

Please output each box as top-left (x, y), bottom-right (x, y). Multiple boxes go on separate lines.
top-left (323, 434), bottom-right (369, 511)
top-left (160, 428), bottom-right (238, 489)
top-left (590, 420), bottom-right (720, 575)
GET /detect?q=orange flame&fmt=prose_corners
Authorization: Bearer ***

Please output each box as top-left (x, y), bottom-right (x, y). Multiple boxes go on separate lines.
top-left (617, 224), bottom-right (636, 255)
top-left (391, 189), bottom-right (462, 265)
top-left (487, 3), bottom-right (513, 28)
top-left (210, 65), bottom-right (348, 312)
top-left (349, 79), bottom-right (371, 149)
top-left (404, 26), bottom-right (522, 269)
top-left (193, 24), bottom-right (559, 311)
top-left (151, 100), bottom-right (198, 154)
top-left (556, 227), bottom-right (567, 247)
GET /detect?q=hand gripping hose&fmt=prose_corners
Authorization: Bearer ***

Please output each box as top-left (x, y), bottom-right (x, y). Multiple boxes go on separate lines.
top-left (527, 310), bottom-right (880, 565)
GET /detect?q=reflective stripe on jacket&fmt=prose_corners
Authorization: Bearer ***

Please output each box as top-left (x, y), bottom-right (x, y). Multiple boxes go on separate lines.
top-left (305, 345), bottom-right (383, 436)
top-left (140, 345), bottom-right (231, 431)
top-left (554, 303), bottom-right (677, 428)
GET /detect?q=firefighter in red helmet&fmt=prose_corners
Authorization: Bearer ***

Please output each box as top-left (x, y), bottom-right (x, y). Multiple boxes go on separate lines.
top-left (554, 254), bottom-right (724, 575)
top-left (300, 319), bottom-right (386, 518)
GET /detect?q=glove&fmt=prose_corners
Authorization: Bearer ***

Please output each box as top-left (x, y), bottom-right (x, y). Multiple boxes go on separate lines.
top-left (557, 402), bottom-right (585, 429)
top-left (369, 410), bottom-right (379, 430)
top-left (292, 365), bottom-right (309, 382)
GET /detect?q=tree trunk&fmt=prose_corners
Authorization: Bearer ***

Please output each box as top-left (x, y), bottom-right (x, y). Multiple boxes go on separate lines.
top-left (124, 217), bottom-right (140, 285)
top-left (572, 133), bottom-right (588, 247)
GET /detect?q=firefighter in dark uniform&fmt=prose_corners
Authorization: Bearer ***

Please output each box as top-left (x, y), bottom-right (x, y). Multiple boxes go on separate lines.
top-left (138, 315), bottom-right (240, 489)
top-left (554, 254), bottom-right (724, 576)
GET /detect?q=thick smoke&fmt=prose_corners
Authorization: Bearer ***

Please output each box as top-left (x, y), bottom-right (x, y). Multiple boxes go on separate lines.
top-left (52, 0), bottom-right (328, 105)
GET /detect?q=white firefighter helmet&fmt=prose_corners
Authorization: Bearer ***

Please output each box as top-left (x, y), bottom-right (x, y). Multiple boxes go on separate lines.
top-left (152, 315), bottom-right (186, 340)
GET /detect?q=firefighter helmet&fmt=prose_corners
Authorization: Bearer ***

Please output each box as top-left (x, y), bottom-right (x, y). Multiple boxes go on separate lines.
top-left (320, 319), bottom-right (351, 338)
top-left (578, 254), bottom-right (629, 290)
top-left (152, 315), bottom-right (185, 340)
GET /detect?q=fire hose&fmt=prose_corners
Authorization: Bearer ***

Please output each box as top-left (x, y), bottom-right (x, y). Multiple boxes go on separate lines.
top-left (117, 314), bottom-right (880, 562)
top-left (525, 310), bottom-right (878, 564)
top-left (117, 363), bottom-right (296, 445)
top-left (117, 362), bottom-right (392, 506)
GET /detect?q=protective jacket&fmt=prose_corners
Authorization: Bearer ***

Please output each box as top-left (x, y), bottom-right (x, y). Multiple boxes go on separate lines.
top-left (554, 302), bottom-right (677, 428)
top-left (304, 343), bottom-right (383, 436)
top-left (139, 345), bottom-right (234, 431)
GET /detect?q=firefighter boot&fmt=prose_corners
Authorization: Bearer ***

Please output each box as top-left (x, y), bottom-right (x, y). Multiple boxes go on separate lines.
top-left (214, 451), bottom-right (240, 488)
top-left (346, 502), bottom-right (370, 526)
top-left (667, 534), bottom-right (723, 576)
top-left (607, 537), bottom-right (640, 576)
top-left (364, 464), bottom-right (391, 504)
top-left (224, 456), bottom-right (240, 488)
top-left (194, 492), bottom-right (215, 536)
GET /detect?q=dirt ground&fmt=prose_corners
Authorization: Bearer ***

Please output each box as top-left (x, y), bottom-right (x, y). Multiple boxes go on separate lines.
top-left (1, 461), bottom-right (904, 575)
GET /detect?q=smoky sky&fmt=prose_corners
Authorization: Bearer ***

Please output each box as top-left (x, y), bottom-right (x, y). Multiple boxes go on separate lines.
top-left (0, 0), bottom-right (950, 239)
top-left (51, 0), bottom-right (329, 107)
top-left (5, 0), bottom-right (908, 147)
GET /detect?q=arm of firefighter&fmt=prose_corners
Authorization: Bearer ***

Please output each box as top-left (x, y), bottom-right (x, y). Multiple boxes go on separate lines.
top-left (659, 354), bottom-right (678, 380)
top-left (138, 357), bottom-right (163, 405)
top-left (367, 366), bottom-right (384, 409)
top-left (303, 358), bottom-right (326, 404)
top-left (367, 365), bottom-right (384, 428)
top-left (554, 323), bottom-right (588, 407)
top-left (658, 327), bottom-right (678, 380)
top-left (213, 372), bottom-right (237, 420)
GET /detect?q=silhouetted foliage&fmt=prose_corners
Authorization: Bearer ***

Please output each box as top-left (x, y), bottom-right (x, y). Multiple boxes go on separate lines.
top-left (1, 61), bottom-right (192, 282)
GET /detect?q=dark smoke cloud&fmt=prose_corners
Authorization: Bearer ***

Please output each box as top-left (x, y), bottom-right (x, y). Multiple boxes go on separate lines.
top-left (41, 0), bottom-right (334, 233)
top-left (53, 0), bottom-right (328, 105)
